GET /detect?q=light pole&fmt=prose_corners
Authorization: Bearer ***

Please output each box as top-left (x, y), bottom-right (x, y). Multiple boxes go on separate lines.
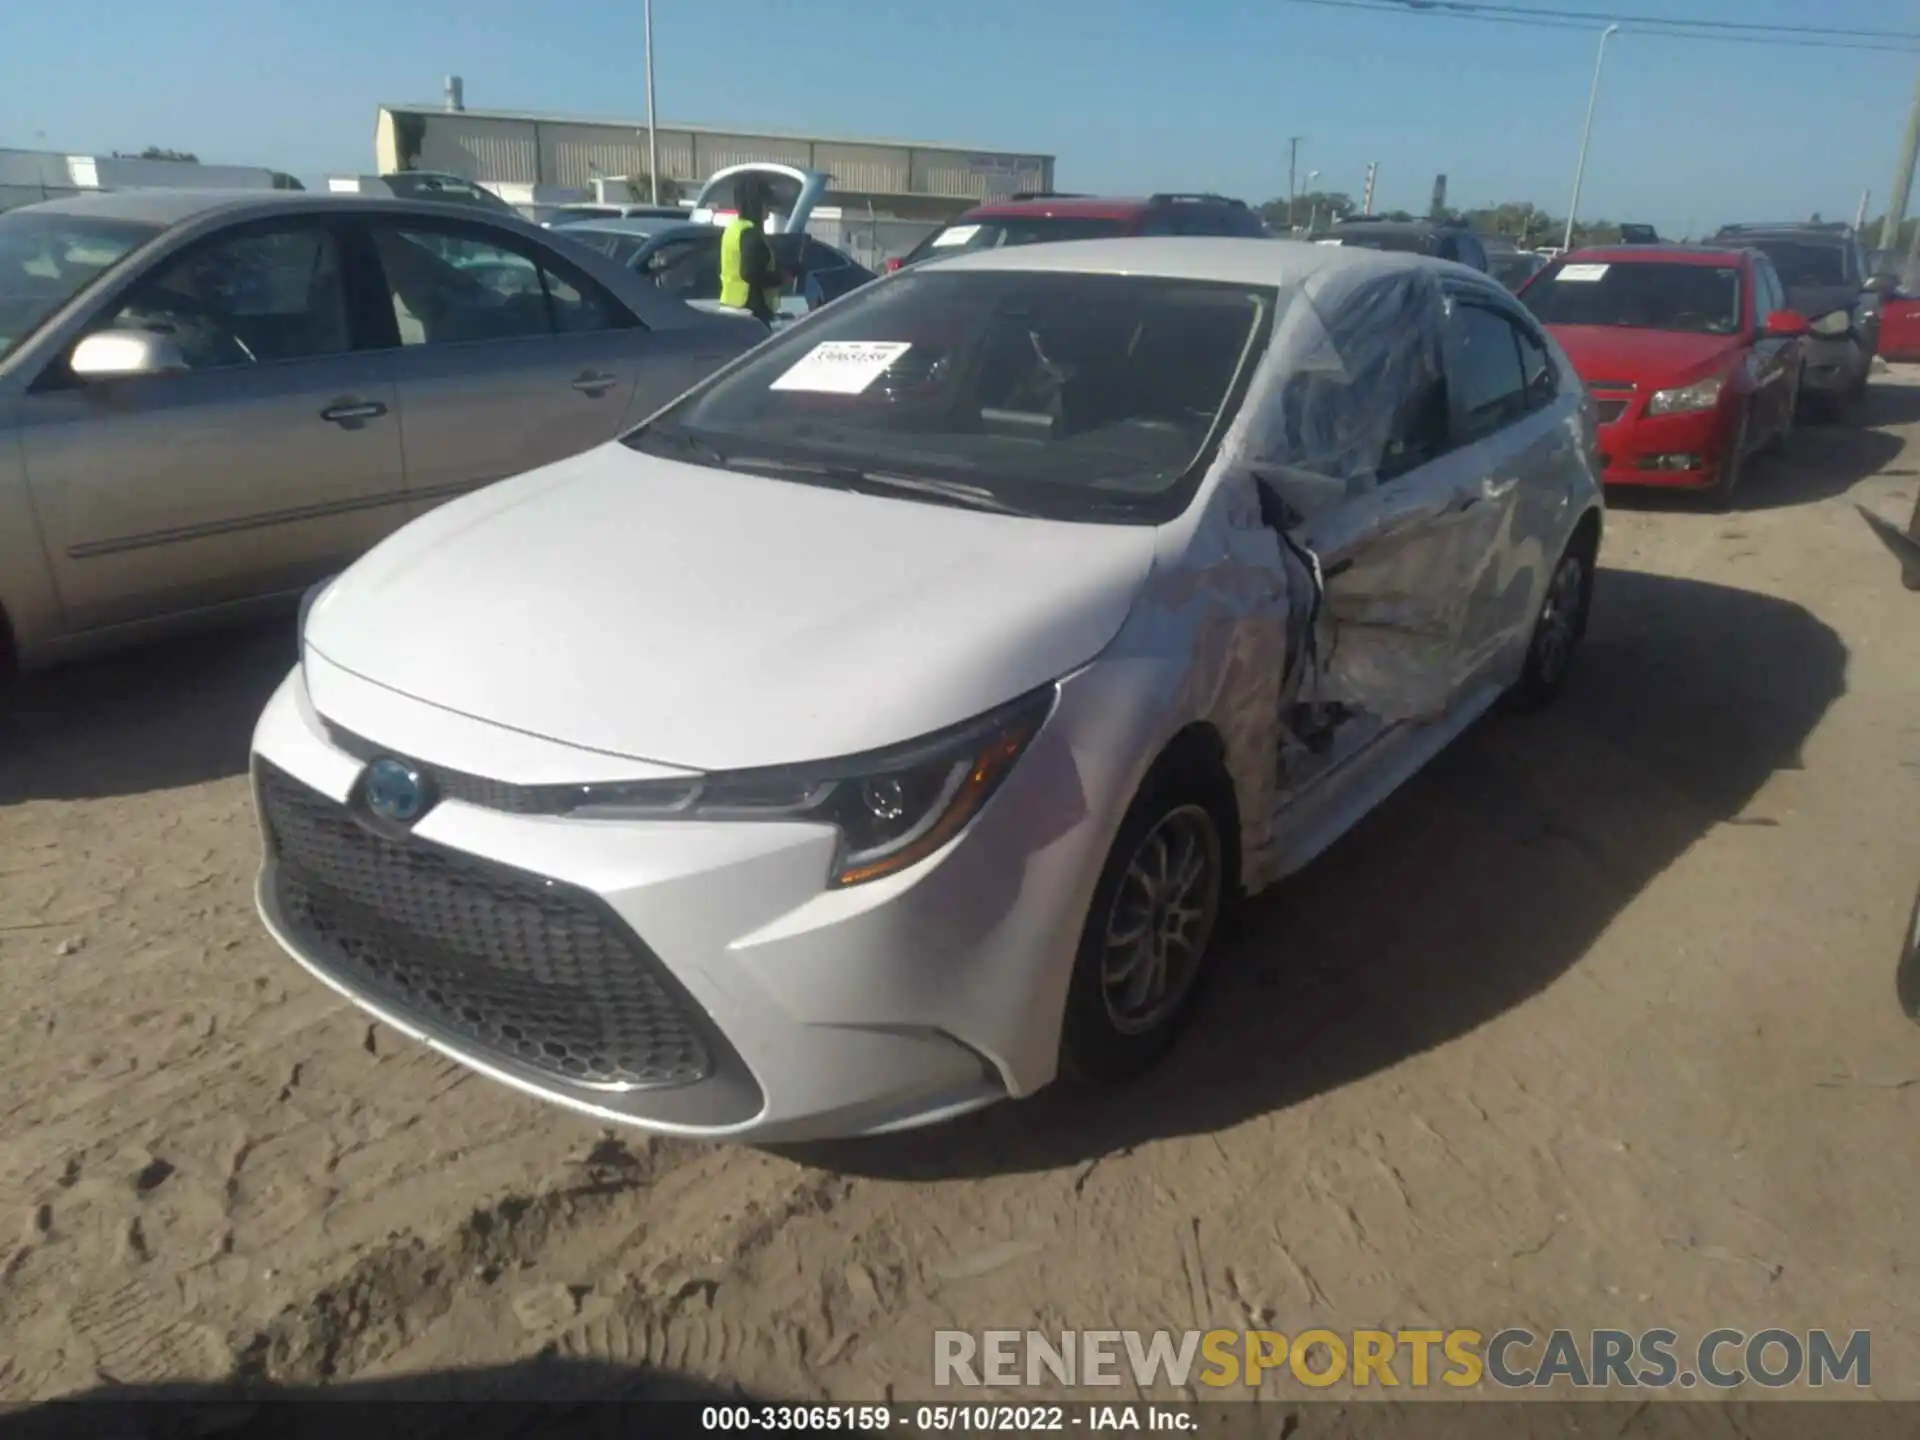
top-left (1563, 22), bottom-right (1619, 252)
top-left (1303, 170), bottom-right (1321, 233)
top-left (1286, 136), bottom-right (1306, 230)
top-left (644, 0), bottom-right (660, 204)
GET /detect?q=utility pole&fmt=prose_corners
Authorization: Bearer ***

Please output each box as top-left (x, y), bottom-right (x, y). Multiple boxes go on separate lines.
top-left (644, 0), bottom-right (661, 204)
top-left (1881, 59), bottom-right (1920, 253)
top-left (1564, 23), bottom-right (1620, 252)
top-left (1286, 136), bottom-right (1305, 230)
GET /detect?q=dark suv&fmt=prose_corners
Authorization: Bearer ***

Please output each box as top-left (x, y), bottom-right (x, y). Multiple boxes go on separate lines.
top-left (890, 191), bottom-right (1267, 270)
top-left (1713, 221), bottom-right (1876, 417)
top-left (1318, 215), bottom-right (1491, 272)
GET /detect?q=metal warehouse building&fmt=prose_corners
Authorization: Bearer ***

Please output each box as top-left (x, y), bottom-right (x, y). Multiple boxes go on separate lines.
top-left (375, 100), bottom-right (1054, 260)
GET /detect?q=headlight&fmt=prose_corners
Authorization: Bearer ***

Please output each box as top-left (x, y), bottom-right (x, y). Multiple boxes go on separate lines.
top-left (567, 685), bottom-right (1057, 887)
top-left (1810, 309), bottom-right (1854, 337)
top-left (1645, 375), bottom-right (1725, 416)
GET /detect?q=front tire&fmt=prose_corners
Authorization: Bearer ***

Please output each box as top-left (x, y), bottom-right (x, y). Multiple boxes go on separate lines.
top-left (1060, 767), bottom-right (1229, 1084)
top-left (1704, 410), bottom-right (1748, 511)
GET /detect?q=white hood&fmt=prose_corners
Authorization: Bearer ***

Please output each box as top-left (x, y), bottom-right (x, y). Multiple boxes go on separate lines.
top-left (304, 445), bottom-right (1158, 771)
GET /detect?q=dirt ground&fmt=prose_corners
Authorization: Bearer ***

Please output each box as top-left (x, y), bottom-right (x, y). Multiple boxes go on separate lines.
top-left (2, 374), bottom-right (1918, 1412)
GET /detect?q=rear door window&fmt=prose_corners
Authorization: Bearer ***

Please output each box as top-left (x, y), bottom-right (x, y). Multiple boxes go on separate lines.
top-left (1446, 299), bottom-right (1530, 443)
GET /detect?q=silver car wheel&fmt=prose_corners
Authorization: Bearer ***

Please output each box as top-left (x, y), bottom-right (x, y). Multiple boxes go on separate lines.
top-left (1532, 552), bottom-right (1586, 688)
top-left (1100, 804), bottom-right (1222, 1036)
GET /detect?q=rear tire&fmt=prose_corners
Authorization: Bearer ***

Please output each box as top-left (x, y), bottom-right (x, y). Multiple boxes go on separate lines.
top-left (1059, 761), bottom-right (1230, 1084)
top-left (1505, 536), bottom-right (1594, 712)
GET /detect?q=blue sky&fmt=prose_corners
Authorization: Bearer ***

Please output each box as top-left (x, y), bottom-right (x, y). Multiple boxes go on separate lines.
top-left (1, 0), bottom-right (1914, 237)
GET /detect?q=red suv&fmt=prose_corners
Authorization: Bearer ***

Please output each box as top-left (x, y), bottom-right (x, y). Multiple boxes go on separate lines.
top-left (888, 192), bottom-right (1268, 271)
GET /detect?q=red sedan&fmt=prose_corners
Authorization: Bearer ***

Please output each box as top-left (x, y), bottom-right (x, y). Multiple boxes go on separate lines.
top-left (1520, 246), bottom-right (1809, 507)
top-left (1872, 256), bottom-right (1920, 362)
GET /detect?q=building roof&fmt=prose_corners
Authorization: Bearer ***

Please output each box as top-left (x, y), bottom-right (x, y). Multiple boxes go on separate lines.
top-left (382, 103), bottom-right (1050, 162)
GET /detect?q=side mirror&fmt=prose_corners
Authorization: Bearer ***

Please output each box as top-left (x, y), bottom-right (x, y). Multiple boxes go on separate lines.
top-left (1864, 273), bottom-right (1896, 296)
top-left (70, 329), bottom-right (189, 381)
top-left (1765, 311), bottom-right (1811, 339)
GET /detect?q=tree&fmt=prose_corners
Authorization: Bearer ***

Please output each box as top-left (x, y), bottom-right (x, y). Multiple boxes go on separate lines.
top-left (1258, 190), bottom-right (1355, 230)
top-left (114, 146), bottom-right (199, 163)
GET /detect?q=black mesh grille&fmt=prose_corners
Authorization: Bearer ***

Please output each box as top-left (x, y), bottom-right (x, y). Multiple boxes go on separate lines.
top-left (258, 763), bottom-right (713, 1090)
top-left (1596, 398), bottom-right (1629, 424)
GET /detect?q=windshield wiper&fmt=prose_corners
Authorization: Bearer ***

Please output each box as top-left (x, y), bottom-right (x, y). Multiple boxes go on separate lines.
top-left (628, 424), bottom-right (728, 466)
top-left (724, 457), bottom-right (1029, 515)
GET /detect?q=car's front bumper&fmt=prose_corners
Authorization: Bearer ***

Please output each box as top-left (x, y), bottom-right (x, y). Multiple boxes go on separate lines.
top-left (248, 654), bottom-right (1133, 1143)
top-left (1593, 400), bottom-right (1738, 490)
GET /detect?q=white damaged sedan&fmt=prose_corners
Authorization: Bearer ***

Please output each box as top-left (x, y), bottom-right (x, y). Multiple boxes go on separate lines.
top-left (251, 238), bottom-right (1603, 1142)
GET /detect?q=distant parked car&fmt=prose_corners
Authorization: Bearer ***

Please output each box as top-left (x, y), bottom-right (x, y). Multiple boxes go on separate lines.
top-left (560, 218), bottom-right (877, 322)
top-left (1618, 223), bottom-right (1660, 245)
top-left (1867, 249), bottom-right (1920, 363)
top-left (1521, 243), bottom-right (1808, 508)
top-left (332, 171), bottom-right (519, 216)
top-left (546, 203), bottom-right (690, 228)
top-left (1712, 221), bottom-right (1876, 417)
top-left (1316, 216), bottom-right (1491, 272)
top-left (0, 190), bottom-right (759, 672)
top-left (888, 192), bottom-right (1267, 272)
top-left (1489, 249), bottom-right (1546, 293)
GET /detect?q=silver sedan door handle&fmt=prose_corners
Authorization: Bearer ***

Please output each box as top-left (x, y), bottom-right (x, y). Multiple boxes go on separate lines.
top-left (320, 400), bottom-right (388, 424)
top-left (572, 370), bottom-right (619, 396)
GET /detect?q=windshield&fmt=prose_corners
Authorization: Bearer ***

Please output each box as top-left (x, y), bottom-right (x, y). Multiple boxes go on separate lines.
top-left (907, 216), bottom-right (1132, 266)
top-left (0, 212), bottom-right (159, 359)
top-left (626, 268), bottom-right (1278, 523)
top-left (1748, 240), bottom-right (1846, 289)
top-left (1522, 260), bottom-right (1743, 335)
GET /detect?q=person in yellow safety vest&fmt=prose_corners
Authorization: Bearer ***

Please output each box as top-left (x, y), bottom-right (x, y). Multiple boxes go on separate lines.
top-left (718, 177), bottom-right (787, 326)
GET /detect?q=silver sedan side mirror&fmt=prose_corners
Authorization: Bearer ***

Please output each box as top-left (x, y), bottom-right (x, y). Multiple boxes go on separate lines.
top-left (70, 329), bottom-right (190, 381)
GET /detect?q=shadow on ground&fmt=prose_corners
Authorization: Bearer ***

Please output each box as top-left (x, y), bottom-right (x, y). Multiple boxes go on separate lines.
top-left (0, 617), bottom-right (292, 805)
top-left (1605, 384), bottom-right (1910, 517)
top-left (796, 566), bottom-right (1845, 1179)
top-left (0, 1360), bottom-right (764, 1440)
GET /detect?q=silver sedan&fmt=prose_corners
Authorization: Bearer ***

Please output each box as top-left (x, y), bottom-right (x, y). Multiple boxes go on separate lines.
top-left (0, 189), bottom-right (759, 672)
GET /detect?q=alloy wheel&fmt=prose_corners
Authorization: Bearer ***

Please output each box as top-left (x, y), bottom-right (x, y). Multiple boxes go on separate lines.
top-left (1099, 804), bottom-right (1222, 1036)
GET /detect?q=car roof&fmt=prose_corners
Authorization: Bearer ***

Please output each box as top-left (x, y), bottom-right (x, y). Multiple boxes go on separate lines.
top-left (560, 217), bottom-right (713, 239)
top-left (959, 196), bottom-right (1154, 221)
top-left (1714, 226), bottom-right (1849, 246)
top-left (1562, 244), bottom-right (1751, 267)
top-left (928, 235), bottom-right (1470, 288)
top-left (11, 188), bottom-right (524, 229)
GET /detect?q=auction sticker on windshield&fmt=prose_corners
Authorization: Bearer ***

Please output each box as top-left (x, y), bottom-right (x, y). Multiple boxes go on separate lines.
top-left (931, 225), bottom-right (981, 248)
top-left (1558, 263), bottom-right (1611, 282)
top-left (769, 341), bottom-right (914, 394)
